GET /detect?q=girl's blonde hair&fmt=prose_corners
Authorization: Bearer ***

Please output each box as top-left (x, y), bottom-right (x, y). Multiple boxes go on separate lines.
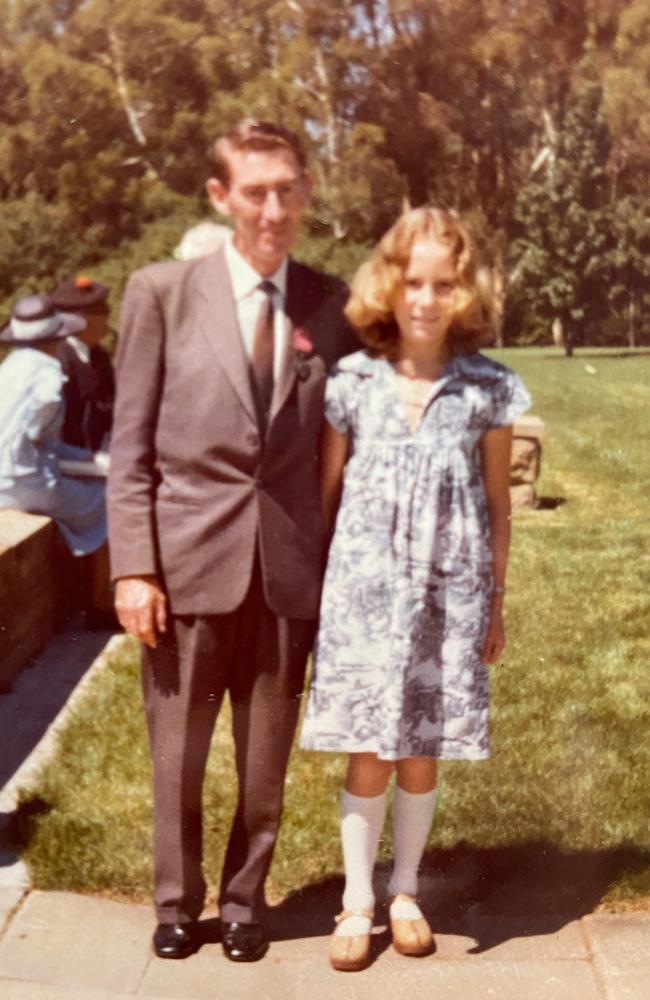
top-left (345, 207), bottom-right (494, 356)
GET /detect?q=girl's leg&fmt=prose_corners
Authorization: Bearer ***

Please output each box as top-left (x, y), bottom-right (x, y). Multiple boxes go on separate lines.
top-left (388, 757), bottom-right (438, 898)
top-left (340, 753), bottom-right (392, 912)
top-left (387, 758), bottom-right (438, 956)
top-left (330, 753), bottom-right (392, 970)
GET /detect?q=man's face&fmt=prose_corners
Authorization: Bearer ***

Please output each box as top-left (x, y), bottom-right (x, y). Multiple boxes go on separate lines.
top-left (206, 147), bottom-right (311, 276)
top-left (79, 311), bottom-right (108, 348)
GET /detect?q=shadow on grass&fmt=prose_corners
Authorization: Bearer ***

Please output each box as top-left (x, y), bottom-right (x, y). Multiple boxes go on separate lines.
top-left (0, 799), bottom-right (52, 868)
top-left (264, 841), bottom-right (650, 958)
top-left (535, 496), bottom-right (567, 510)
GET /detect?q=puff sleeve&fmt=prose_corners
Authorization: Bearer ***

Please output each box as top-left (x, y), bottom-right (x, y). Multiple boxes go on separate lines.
top-left (324, 364), bottom-right (356, 436)
top-left (487, 368), bottom-right (531, 428)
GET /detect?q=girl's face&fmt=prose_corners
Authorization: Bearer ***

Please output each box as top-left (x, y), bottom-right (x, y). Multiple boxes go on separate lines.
top-left (393, 240), bottom-right (458, 352)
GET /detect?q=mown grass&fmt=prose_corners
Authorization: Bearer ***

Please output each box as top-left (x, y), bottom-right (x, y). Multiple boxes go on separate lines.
top-left (12, 348), bottom-right (650, 910)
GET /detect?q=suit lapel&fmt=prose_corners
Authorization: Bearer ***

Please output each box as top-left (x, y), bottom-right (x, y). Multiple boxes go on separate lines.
top-left (194, 251), bottom-right (257, 425)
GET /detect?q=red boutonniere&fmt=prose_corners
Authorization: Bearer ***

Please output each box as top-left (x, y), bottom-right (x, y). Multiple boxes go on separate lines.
top-left (292, 327), bottom-right (314, 380)
top-left (292, 327), bottom-right (314, 356)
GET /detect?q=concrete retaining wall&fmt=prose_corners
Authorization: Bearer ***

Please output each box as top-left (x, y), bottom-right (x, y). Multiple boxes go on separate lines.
top-left (0, 511), bottom-right (78, 691)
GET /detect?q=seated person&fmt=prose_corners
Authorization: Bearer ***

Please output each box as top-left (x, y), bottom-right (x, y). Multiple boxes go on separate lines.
top-left (52, 276), bottom-right (115, 452)
top-left (0, 294), bottom-right (113, 628)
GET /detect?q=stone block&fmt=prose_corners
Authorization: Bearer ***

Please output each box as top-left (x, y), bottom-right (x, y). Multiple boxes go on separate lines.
top-left (0, 887), bottom-right (26, 937)
top-left (510, 481), bottom-right (537, 510)
top-left (141, 950), bottom-right (602, 1000)
top-left (0, 983), bottom-right (126, 999)
top-left (583, 914), bottom-right (650, 999)
top-left (0, 891), bottom-right (150, 995)
top-left (511, 415), bottom-right (544, 510)
top-left (0, 511), bottom-right (78, 691)
top-left (511, 436), bottom-right (541, 485)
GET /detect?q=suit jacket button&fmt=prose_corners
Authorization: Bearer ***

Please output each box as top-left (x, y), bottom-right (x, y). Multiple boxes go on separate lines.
top-left (246, 431), bottom-right (259, 447)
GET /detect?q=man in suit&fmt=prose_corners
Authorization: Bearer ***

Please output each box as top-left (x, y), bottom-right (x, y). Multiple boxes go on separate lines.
top-left (107, 120), bottom-right (354, 963)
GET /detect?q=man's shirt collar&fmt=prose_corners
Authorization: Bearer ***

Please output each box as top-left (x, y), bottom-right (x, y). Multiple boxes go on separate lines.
top-left (224, 236), bottom-right (288, 301)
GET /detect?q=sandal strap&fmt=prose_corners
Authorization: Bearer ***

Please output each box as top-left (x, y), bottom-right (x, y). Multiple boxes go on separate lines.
top-left (389, 893), bottom-right (425, 919)
top-left (335, 908), bottom-right (373, 924)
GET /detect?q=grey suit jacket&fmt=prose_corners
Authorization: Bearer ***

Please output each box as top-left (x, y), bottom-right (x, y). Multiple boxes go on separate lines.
top-left (107, 249), bottom-right (355, 618)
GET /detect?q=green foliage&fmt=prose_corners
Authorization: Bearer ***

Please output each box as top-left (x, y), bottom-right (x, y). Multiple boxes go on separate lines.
top-left (605, 195), bottom-right (650, 347)
top-left (509, 77), bottom-right (618, 352)
top-left (292, 231), bottom-right (372, 282)
top-left (0, 1), bottom-right (648, 348)
top-left (0, 184), bottom-right (196, 323)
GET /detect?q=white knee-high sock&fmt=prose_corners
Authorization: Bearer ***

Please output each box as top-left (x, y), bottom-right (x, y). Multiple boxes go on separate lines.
top-left (340, 790), bottom-right (388, 913)
top-left (387, 786), bottom-right (438, 899)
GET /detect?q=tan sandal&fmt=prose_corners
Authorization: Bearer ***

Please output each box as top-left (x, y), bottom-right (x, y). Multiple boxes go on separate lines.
top-left (329, 908), bottom-right (373, 972)
top-left (389, 894), bottom-right (434, 956)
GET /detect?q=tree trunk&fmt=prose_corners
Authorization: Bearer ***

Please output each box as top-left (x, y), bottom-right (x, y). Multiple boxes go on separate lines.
top-left (289, 1), bottom-right (346, 238)
top-left (107, 28), bottom-right (147, 148)
top-left (627, 298), bottom-right (637, 349)
top-left (564, 324), bottom-right (574, 358)
top-left (105, 28), bottom-right (161, 181)
top-left (492, 244), bottom-right (506, 348)
top-left (552, 317), bottom-right (564, 348)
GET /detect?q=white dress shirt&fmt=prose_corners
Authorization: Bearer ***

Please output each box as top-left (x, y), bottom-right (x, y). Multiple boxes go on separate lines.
top-left (223, 237), bottom-right (289, 381)
top-left (64, 335), bottom-right (90, 364)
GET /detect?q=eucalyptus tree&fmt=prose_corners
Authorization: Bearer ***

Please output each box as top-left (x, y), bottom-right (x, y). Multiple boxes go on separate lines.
top-left (510, 77), bottom-right (613, 356)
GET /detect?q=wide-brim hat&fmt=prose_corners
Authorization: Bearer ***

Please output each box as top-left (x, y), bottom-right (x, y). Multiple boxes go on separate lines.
top-left (51, 275), bottom-right (109, 312)
top-left (0, 293), bottom-right (86, 345)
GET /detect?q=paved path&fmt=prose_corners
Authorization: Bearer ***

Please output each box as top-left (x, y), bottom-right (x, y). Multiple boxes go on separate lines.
top-left (0, 891), bottom-right (649, 999)
top-left (0, 631), bottom-right (648, 999)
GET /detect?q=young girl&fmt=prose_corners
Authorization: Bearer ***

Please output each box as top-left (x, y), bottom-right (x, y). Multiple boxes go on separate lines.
top-left (300, 208), bottom-right (531, 971)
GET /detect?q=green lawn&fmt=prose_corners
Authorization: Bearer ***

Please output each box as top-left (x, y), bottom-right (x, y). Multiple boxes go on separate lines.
top-left (11, 348), bottom-right (650, 912)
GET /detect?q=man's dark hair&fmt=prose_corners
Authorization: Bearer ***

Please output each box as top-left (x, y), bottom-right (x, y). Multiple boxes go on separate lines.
top-left (212, 120), bottom-right (307, 187)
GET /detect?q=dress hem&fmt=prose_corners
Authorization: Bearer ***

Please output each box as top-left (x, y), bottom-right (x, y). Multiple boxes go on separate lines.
top-left (299, 739), bottom-right (490, 762)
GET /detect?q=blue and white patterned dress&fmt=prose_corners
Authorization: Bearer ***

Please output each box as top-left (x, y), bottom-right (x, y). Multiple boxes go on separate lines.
top-left (301, 350), bottom-right (531, 761)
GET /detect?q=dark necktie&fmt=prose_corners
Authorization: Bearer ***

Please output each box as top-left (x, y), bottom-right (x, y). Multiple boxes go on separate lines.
top-left (250, 279), bottom-right (275, 430)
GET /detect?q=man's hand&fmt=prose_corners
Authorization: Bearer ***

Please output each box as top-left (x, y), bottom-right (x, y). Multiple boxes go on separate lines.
top-left (115, 575), bottom-right (167, 648)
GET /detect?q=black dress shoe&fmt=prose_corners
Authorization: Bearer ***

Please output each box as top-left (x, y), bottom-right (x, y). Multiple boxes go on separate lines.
top-left (221, 921), bottom-right (268, 962)
top-left (152, 922), bottom-right (199, 959)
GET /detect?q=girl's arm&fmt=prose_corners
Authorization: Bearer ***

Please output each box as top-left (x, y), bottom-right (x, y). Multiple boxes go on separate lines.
top-left (320, 420), bottom-right (350, 537)
top-left (480, 424), bottom-right (513, 664)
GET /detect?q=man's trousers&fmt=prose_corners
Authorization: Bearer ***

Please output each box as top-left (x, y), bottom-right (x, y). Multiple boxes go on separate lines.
top-left (141, 561), bottom-right (316, 925)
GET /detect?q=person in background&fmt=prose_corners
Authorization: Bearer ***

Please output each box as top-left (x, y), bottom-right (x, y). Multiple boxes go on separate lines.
top-left (174, 221), bottom-right (231, 261)
top-left (301, 207), bottom-right (531, 971)
top-left (0, 294), bottom-right (113, 629)
top-left (52, 276), bottom-right (115, 452)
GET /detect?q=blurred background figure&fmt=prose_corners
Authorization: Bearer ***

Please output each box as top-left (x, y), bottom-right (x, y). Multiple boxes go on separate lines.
top-left (0, 293), bottom-right (113, 629)
top-left (173, 220), bottom-right (231, 260)
top-left (51, 275), bottom-right (115, 452)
